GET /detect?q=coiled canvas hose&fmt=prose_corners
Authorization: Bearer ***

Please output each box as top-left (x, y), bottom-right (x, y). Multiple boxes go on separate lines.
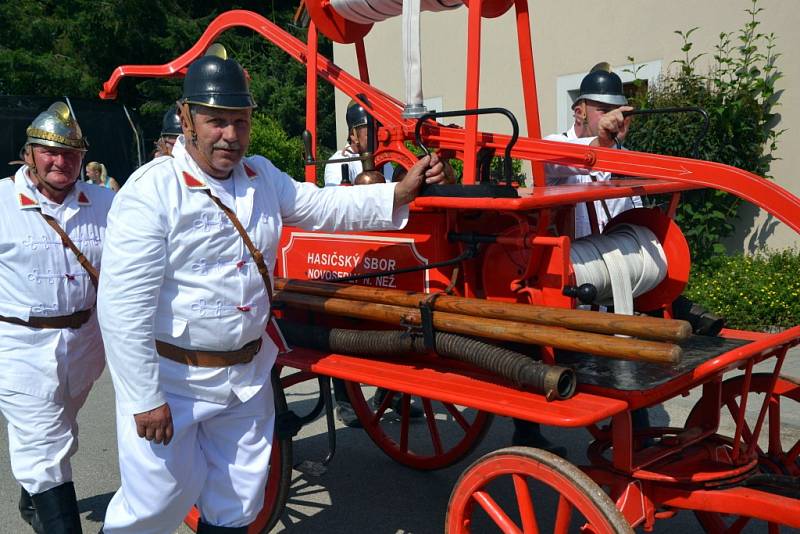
top-left (278, 319), bottom-right (577, 401)
top-left (570, 223), bottom-right (668, 316)
top-left (570, 223), bottom-right (669, 383)
top-left (329, 0), bottom-right (461, 116)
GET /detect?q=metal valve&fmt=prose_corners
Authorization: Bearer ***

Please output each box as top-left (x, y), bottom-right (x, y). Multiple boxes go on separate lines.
top-left (562, 283), bottom-right (598, 305)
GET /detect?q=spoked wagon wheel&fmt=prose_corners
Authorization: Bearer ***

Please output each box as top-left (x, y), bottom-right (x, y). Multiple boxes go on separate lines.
top-left (686, 373), bottom-right (800, 476)
top-left (447, 446), bottom-right (633, 533)
top-left (685, 373), bottom-right (800, 533)
top-left (345, 381), bottom-right (493, 470)
top-left (184, 375), bottom-right (294, 534)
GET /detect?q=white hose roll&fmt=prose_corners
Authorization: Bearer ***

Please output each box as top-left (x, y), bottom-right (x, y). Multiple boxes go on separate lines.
top-left (330, 0), bottom-right (462, 24)
top-left (403, 0), bottom-right (424, 112)
top-left (570, 224), bottom-right (668, 315)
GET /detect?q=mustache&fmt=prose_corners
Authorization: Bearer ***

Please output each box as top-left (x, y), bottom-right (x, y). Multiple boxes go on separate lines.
top-left (212, 141), bottom-right (241, 150)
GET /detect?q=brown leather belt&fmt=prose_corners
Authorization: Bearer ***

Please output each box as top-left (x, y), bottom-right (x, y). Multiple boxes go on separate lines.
top-left (0, 309), bottom-right (93, 329)
top-left (156, 338), bottom-right (262, 367)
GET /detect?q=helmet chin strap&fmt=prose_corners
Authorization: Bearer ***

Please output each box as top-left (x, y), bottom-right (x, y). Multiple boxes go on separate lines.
top-left (179, 102), bottom-right (231, 179)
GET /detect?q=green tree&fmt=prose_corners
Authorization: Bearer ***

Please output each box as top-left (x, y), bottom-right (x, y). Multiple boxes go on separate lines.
top-left (248, 111), bottom-right (304, 180)
top-left (0, 0), bottom-right (336, 174)
top-left (624, 0), bottom-right (783, 264)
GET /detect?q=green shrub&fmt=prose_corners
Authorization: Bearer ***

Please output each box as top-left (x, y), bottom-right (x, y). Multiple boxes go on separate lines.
top-left (684, 249), bottom-right (800, 330)
top-left (248, 112), bottom-right (305, 181)
top-left (625, 0), bottom-right (783, 264)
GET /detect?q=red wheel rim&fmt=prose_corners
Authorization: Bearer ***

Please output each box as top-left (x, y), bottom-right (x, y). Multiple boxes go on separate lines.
top-left (448, 450), bottom-right (630, 533)
top-left (345, 381), bottom-right (492, 470)
top-left (685, 373), bottom-right (800, 532)
top-left (686, 374), bottom-right (800, 476)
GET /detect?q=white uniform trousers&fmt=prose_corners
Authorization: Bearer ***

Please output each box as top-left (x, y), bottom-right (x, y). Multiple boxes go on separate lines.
top-left (0, 385), bottom-right (92, 495)
top-left (103, 383), bottom-right (274, 533)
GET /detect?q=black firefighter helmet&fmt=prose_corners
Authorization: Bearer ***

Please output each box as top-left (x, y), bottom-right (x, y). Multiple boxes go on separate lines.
top-left (160, 105), bottom-right (182, 137)
top-left (573, 62), bottom-right (627, 107)
top-left (346, 95), bottom-right (371, 130)
top-left (180, 44), bottom-right (256, 110)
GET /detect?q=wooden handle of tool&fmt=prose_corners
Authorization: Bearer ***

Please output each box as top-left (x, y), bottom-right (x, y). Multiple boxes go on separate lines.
top-left (274, 277), bottom-right (691, 343)
top-left (275, 290), bottom-right (682, 365)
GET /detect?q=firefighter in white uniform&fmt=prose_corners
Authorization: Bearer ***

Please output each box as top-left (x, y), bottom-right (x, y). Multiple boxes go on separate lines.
top-left (97, 45), bottom-right (445, 534)
top-left (0, 102), bottom-right (114, 533)
top-left (512, 65), bottom-right (642, 452)
top-left (544, 64), bottom-right (641, 238)
top-left (323, 95), bottom-right (395, 186)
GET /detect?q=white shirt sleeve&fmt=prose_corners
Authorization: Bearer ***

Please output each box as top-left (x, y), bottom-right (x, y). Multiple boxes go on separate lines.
top-left (97, 175), bottom-right (169, 415)
top-left (268, 159), bottom-right (408, 231)
top-left (323, 159), bottom-right (345, 186)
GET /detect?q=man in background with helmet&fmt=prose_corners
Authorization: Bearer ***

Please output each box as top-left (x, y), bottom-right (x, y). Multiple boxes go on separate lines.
top-left (154, 104), bottom-right (182, 158)
top-left (544, 63), bottom-right (642, 237)
top-left (97, 44), bottom-right (446, 534)
top-left (0, 102), bottom-right (114, 533)
top-left (324, 95), bottom-right (395, 186)
top-left (509, 64), bottom-right (644, 452)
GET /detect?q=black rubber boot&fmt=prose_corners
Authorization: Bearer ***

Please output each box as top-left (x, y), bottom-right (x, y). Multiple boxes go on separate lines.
top-left (196, 520), bottom-right (248, 533)
top-left (30, 482), bottom-right (82, 534)
top-left (372, 388), bottom-right (424, 418)
top-left (511, 419), bottom-right (568, 458)
top-left (19, 486), bottom-right (36, 526)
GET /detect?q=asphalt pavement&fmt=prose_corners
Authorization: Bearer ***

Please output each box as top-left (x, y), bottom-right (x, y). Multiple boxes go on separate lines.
top-left (1, 347), bottom-right (798, 534)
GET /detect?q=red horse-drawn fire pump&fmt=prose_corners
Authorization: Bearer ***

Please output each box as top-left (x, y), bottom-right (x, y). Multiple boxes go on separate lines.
top-left (101, 1), bottom-right (800, 532)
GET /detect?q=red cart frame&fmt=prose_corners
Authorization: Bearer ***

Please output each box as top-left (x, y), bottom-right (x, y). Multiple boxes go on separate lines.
top-left (100, 5), bottom-right (800, 533)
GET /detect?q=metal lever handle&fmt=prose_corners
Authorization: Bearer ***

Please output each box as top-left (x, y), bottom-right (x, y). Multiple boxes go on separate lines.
top-left (301, 129), bottom-right (372, 167)
top-left (414, 107), bottom-right (520, 186)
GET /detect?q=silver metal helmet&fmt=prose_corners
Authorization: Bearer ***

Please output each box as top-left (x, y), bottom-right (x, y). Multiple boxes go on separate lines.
top-left (26, 102), bottom-right (89, 152)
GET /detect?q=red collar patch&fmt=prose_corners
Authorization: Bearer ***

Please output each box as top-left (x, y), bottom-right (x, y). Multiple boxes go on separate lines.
top-left (243, 163), bottom-right (257, 178)
top-left (18, 193), bottom-right (38, 208)
top-left (77, 191), bottom-right (90, 205)
top-left (182, 171), bottom-right (207, 189)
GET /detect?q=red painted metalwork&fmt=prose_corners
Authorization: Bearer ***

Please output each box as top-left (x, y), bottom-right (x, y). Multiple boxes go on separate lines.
top-left (97, 5), bottom-right (800, 532)
top-left (686, 373), bottom-right (800, 477)
top-left (304, 0), bottom-right (372, 43)
top-left (461, 0), bottom-right (483, 185)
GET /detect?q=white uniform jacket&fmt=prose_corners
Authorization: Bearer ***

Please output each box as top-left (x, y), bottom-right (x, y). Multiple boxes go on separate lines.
top-left (544, 126), bottom-right (642, 238)
top-left (323, 146), bottom-right (394, 186)
top-left (0, 167), bottom-right (113, 400)
top-left (98, 137), bottom-right (409, 415)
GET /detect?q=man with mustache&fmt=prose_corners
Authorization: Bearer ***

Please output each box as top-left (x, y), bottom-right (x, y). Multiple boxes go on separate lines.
top-left (97, 45), bottom-right (447, 533)
top-left (0, 102), bottom-right (114, 533)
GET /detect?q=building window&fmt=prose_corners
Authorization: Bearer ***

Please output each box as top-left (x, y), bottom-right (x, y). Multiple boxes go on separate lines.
top-left (555, 60), bottom-right (661, 134)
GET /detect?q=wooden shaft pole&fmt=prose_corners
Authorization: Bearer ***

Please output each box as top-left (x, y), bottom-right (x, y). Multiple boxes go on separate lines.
top-left (274, 277), bottom-right (691, 343)
top-left (275, 291), bottom-right (682, 365)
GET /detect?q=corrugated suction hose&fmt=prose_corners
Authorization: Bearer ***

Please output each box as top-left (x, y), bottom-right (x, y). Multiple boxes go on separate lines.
top-left (277, 320), bottom-right (576, 401)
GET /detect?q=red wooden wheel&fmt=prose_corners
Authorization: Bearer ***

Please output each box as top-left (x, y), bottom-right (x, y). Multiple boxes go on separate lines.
top-left (183, 383), bottom-right (293, 534)
top-left (686, 373), bottom-right (800, 476)
top-left (685, 373), bottom-right (800, 533)
top-left (447, 446), bottom-right (632, 533)
top-left (345, 381), bottom-right (492, 470)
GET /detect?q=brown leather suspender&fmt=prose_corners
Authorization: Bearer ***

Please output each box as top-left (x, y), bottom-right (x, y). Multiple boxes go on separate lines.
top-left (9, 176), bottom-right (100, 289)
top-left (203, 190), bottom-right (274, 315)
top-left (38, 212), bottom-right (100, 289)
